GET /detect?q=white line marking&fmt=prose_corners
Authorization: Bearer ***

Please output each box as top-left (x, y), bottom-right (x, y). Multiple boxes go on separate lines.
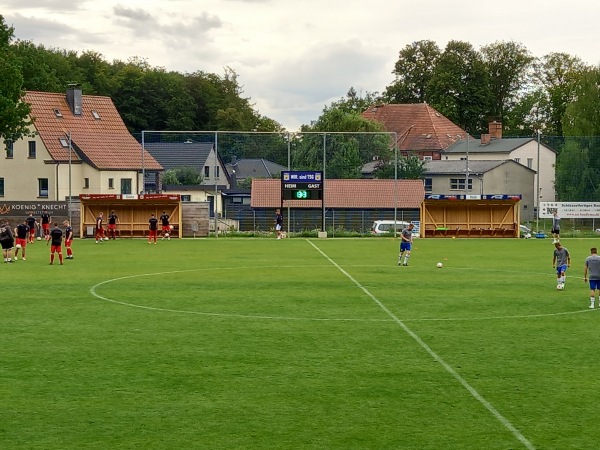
top-left (307, 239), bottom-right (536, 450)
top-left (89, 266), bottom-right (593, 323)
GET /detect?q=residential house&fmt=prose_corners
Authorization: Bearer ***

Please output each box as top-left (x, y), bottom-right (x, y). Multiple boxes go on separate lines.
top-left (361, 103), bottom-right (472, 161)
top-left (142, 141), bottom-right (230, 216)
top-left (0, 85), bottom-right (162, 202)
top-left (423, 160), bottom-right (536, 221)
top-left (441, 122), bottom-right (556, 215)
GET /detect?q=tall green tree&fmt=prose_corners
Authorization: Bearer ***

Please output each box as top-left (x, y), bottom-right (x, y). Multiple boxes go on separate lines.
top-left (384, 40), bottom-right (441, 103)
top-left (554, 68), bottom-right (600, 201)
top-left (0, 15), bottom-right (33, 147)
top-left (535, 52), bottom-right (588, 136)
top-left (427, 41), bottom-right (492, 134)
top-left (372, 154), bottom-right (426, 179)
top-left (480, 41), bottom-right (534, 126)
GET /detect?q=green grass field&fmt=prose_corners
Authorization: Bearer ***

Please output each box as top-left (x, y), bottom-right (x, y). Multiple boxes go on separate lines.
top-left (1, 235), bottom-right (599, 449)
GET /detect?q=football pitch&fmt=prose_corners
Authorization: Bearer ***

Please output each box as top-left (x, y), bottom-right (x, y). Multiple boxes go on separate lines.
top-left (2, 236), bottom-right (599, 449)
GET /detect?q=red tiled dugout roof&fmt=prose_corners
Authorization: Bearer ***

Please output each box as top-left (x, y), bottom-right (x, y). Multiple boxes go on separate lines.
top-left (25, 91), bottom-right (162, 171)
top-left (251, 179), bottom-right (424, 208)
top-left (361, 103), bottom-right (473, 152)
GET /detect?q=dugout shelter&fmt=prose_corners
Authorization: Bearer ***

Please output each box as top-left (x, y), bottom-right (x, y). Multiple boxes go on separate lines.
top-left (421, 194), bottom-right (521, 238)
top-left (79, 194), bottom-right (181, 238)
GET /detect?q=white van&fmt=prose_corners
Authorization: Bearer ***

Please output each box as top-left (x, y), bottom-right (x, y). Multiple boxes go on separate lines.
top-left (370, 220), bottom-right (411, 235)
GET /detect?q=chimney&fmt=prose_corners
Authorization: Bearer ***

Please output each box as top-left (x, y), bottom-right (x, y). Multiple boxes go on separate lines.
top-left (481, 133), bottom-right (491, 145)
top-left (66, 83), bottom-right (82, 116)
top-left (488, 121), bottom-right (502, 139)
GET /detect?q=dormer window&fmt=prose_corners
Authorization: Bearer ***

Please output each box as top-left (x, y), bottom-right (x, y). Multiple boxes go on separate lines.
top-left (54, 108), bottom-right (63, 118)
top-left (91, 110), bottom-right (101, 120)
top-left (59, 137), bottom-right (69, 147)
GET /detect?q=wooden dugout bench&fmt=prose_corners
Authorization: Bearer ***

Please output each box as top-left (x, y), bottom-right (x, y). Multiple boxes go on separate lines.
top-left (420, 194), bottom-right (521, 238)
top-left (79, 194), bottom-right (182, 238)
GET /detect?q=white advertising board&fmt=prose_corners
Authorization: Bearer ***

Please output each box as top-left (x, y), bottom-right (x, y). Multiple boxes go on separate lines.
top-left (540, 202), bottom-right (600, 219)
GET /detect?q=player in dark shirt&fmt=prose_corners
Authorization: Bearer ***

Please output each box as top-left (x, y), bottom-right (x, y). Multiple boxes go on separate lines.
top-left (14, 220), bottom-right (29, 261)
top-left (148, 213), bottom-right (158, 244)
top-left (63, 220), bottom-right (74, 259)
top-left (26, 212), bottom-right (37, 243)
top-left (95, 211), bottom-right (105, 243)
top-left (275, 208), bottom-right (284, 239)
top-left (49, 223), bottom-right (63, 265)
top-left (41, 210), bottom-right (51, 241)
top-left (107, 210), bottom-right (119, 240)
top-left (160, 211), bottom-right (170, 240)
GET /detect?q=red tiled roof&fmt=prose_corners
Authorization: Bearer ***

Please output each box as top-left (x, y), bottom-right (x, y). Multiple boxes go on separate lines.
top-left (251, 179), bottom-right (424, 208)
top-left (361, 103), bottom-right (473, 152)
top-left (24, 91), bottom-right (162, 171)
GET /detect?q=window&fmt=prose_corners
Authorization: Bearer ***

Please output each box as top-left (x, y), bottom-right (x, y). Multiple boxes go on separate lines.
top-left (527, 158), bottom-right (533, 168)
top-left (204, 166), bottom-right (210, 177)
top-left (0, 178), bottom-right (4, 196)
top-left (215, 166), bottom-right (220, 178)
top-left (450, 178), bottom-right (473, 190)
top-left (423, 156), bottom-right (433, 161)
top-left (120, 178), bottom-right (132, 195)
top-left (6, 142), bottom-right (13, 158)
top-left (424, 178), bottom-right (432, 192)
top-left (53, 108), bottom-right (63, 118)
top-left (181, 195), bottom-right (191, 202)
top-left (59, 137), bottom-right (69, 147)
top-left (84, 178), bottom-right (90, 189)
top-left (108, 178), bottom-right (114, 189)
top-left (28, 141), bottom-right (36, 158)
top-left (38, 178), bottom-right (49, 197)
top-left (91, 110), bottom-right (101, 120)
top-left (514, 157), bottom-right (520, 164)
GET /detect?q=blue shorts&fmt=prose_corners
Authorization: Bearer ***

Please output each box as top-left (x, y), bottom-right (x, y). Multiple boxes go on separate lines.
top-left (400, 242), bottom-right (412, 252)
top-left (556, 264), bottom-right (568, 275)
top-left (590, 280), bottom-right (600, 290)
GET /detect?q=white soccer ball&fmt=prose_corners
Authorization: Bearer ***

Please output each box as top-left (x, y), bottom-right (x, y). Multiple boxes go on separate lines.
top-left (37, 236), bottom-right (41, 241)
top-left (557, 284), bottom-right (564, 290)
top-left (104, 237), bottom-right (109, 241)
top-left (437, 262), bottom-right (443, 268)
top-left (164, 233), bottom-right (169, 238)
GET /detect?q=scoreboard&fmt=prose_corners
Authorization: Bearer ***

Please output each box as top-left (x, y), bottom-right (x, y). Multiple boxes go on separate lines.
top-left (281, 171), bottom-right (323, 200)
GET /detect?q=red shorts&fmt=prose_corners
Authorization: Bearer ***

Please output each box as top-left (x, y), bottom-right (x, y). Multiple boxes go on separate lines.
top-left (149, 230), bottom-right (157, 238)
top-left (162, 225), bottom-right (170, 232)
top-left (65, 239), bottom-right (72, 248)
top-left (50, 245), bottom-right (62, 253)
top-left (29, 228), bottom-right (36, 236)
top-left (108, 224), bottom-right (116, 230)
top-left (42, 223), bottom-right (50, 231)
top-left (15, 238), bottom-right (27, 248)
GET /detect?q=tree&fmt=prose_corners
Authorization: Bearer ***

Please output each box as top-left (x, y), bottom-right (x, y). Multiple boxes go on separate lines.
top-left (372, 154), bottom-right (426, 179)
top-left (554, 68), bottom-right (600, 201)
top-left (163, 166), bottom-right (203, 185)
top-left (384, 40), bottom-right (441, 103)
top-left (0, 15), bottom-right (33, 148)
top-left (294, 99), bottom-right (390, 178)
top-left (427, 41), bottom-right (492, 134)
top-left (534, 52), bottom-right (588, 136)
top-left (480, 41), bottom-right (534, 124)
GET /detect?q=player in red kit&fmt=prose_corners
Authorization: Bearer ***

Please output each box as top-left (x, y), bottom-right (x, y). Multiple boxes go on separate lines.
top-left (107, 210), bottom-right (119, 240)
top-left (160, 211), bottom-right (170, 240)
top-left (49, 223), bottom-right (63, 265)
top-left (63, 220), bottom-right (74, 259)
top-left (40, 209), bottom-right (51, 241)
top-left (148, 213), bottom-right (158, 244)
top-left (95, 211), bottom-right (105, 243)
top-left (14, 219), bottom-right (29, 261)
top-left (26, 212), bottom-right (37, 243)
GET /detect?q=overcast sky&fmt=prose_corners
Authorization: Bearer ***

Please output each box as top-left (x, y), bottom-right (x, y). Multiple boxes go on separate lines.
top-left (3, 0), bottom-right (599, 130)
